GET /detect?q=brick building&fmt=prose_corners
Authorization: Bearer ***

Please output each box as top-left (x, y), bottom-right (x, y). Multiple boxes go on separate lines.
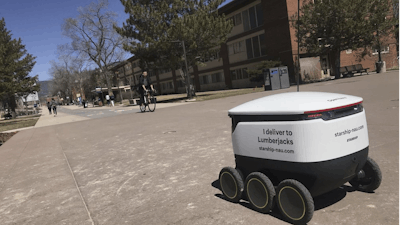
top-left (112, 0), bottom-right (398, 96)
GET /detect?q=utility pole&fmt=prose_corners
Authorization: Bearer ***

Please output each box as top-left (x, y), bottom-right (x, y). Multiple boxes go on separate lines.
top-left (297, 0), bottom-right (300, 92)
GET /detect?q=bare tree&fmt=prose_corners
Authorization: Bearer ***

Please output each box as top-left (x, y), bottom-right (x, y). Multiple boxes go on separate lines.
top-left (49, 53), bottom-right (92, 104)
top-left (61, 0), bottom-right (127, 96)
top-left (49, 60), bottom-right (72, 101)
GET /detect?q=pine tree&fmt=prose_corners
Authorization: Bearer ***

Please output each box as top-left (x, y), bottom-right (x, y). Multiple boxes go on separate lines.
top-left (115, 0), bottom-right (233, 98)
top-left (0, 18), bottom-right (39, 118)
top-left (293, 0), bottom-right (396, 78)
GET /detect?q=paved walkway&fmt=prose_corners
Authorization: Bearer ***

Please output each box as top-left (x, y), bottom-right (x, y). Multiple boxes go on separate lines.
top-left (35, 111), bottom-right (89, 128)
top-left (2, 102), bottom-right (192, 133)
top-left (0, 71), bottom-right (398, 225)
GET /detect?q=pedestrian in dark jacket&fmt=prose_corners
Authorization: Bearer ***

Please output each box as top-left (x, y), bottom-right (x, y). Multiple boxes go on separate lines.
top-left (47, 102), bottom-right (52, 115)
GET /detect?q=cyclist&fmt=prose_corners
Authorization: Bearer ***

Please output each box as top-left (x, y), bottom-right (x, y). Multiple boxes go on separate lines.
top-left (139, 69), bottom-right (155, 107)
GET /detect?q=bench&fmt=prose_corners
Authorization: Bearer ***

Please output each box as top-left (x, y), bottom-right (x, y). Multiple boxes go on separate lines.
top-left (340, 64), bottom-right (369, 77)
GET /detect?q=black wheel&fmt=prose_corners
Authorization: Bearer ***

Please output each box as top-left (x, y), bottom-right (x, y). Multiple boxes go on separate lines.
top-left (349, 157), bottom-right (382, 192)
top-left (219, 167), bottom-right (244, 203)
top-left (148, 95), bottom-right (156, 112)
top-left (276, 179), bottom-right (314, 225)
top-left (245, 172), bottom-right (275, 213)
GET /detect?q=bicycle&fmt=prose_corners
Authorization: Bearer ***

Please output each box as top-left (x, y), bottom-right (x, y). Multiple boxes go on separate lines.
top-left (140, 89), bottom-right (156, 112)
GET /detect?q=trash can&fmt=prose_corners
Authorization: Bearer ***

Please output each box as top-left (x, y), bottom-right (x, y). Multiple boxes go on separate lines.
top-left (218, 92), bottom-right (381, 224)
top-left (375, 61), bottom-right (386, 73)
top-left (264, 66), bottom-right (290, 91)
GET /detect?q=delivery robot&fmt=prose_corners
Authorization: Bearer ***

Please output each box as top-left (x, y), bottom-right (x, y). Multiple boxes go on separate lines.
top-left (219, 92), bottom-right (382, 224)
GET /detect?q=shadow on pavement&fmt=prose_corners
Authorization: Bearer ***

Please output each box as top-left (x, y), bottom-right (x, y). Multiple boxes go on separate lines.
top-left (211, 179), bottom-right (356, 224)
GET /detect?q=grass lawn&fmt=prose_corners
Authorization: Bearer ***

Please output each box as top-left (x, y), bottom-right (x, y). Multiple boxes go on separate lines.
top-left (0, 115), bottom-right (41, 132)
top-left (195, 87), bottom-right (264, 101)
top-left (120, 87), bottom-right (265, 105)
top-left (154, 87), bottom-right (265, 103)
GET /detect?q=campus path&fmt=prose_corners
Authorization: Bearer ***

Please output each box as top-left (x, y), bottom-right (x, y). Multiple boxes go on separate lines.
top-left (0, 71), bottom-right (398, 225)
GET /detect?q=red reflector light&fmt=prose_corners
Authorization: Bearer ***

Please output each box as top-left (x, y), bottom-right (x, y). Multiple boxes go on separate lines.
top-left (307, 113), bottom-right (322, 118)
top-left (304, 101), bottom-right (363, 114)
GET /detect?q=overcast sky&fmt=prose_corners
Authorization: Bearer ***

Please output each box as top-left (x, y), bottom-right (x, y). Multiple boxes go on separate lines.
top-left (1, 0), bottom-right (232, 81)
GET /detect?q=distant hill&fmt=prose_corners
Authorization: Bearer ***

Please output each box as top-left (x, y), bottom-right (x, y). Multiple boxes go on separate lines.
top-left (37, 80), bottom-right (52, 98)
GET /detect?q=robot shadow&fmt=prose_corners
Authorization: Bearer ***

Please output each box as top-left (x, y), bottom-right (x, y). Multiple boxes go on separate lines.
top-left (211, 180), bottom-right (358, 222)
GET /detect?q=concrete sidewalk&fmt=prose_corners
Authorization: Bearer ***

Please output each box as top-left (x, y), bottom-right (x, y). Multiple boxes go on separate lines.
top-left (0, 71), bottom-right (398, 225)
top-left (35, 111), bottom-right (89, 128)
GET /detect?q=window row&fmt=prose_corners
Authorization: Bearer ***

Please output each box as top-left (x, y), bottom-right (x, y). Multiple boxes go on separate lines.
top-left (230, 67), bottom-right (249, 81)
top-left (161, 81), bottom-right (174, 90)
top-left (228, 3), bottom-right (263, 32)
top-left (199, 72), bottom-right (224, 85)
top-left (177, 78), bottom-right (195, 88)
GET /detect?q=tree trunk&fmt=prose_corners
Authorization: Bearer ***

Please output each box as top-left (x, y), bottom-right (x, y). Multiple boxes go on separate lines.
top-left (103, 69), bottom-right (113, 96)
top-left (333, 50), bottom-right (341, 79)
top-left (9, 94), bottom-right (17, 118)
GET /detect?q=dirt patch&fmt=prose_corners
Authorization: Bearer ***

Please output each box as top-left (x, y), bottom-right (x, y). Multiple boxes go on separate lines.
top-left (0, 132), bottom-right (19, 146)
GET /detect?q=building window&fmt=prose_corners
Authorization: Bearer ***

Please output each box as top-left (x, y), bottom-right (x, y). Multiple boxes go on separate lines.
top-left (159, 68), bottom-right (171, 74)
top-left (259, 34), bottom-right (267, 56)
top-left (256, 4), bottom-right (263, 26)
top-left (249, 6), bottom-right (257, 29)
top-left (201, 50), bottom-right (220, 62)
top-left (161, 81), bottom-right (174, 90)
top-left (235, 13), bottom-right (242, 25)
top-left (211, 72), bottom-right (223, 83)
top-left (242, 4), bottom-right (263, 31)
top-left (230, 69), bottom-right (237, 80)
top-left (373, 46), bottom-right (389, 55)
top-left (228, 41), bottom-right (245, 55)
top-left (252, 36), bottom-right (261, 58)
top-left (246, 34), bottom-right (267, 59)
top-left (242, 10), bottom-right (250, 31)
top-left (242, 68), bottom-right (248, 79)
top-left (229, 13), bottom-right (242, 26)
top-left (246, 38), bottom-right (253, 59)
top-left (177, 80), bottom-right (185, 87)
top-left (231, 68), bottom-right (248, 80)
top-left (200, 72), bottom-right (223, 85)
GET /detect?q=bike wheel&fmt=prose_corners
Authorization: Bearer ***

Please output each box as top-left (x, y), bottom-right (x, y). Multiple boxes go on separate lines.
top-left (148, 94), bottom-right (156, 112)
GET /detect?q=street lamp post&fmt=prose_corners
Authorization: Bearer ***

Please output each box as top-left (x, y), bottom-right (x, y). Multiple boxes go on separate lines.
top-left (297, 0), bottom-right (300, 92)
top-left (115, 71), bottom-right (123, 104)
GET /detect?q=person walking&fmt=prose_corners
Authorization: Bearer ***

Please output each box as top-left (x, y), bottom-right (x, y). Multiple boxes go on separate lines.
top-left (110, 95), bottom-right (115, 107)
top-left (46, 101), bottom-right (52, 115)
top-left (106, 94), bottom-right (110, 107)
top-left (51, 98), bottom-right (57, 116)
